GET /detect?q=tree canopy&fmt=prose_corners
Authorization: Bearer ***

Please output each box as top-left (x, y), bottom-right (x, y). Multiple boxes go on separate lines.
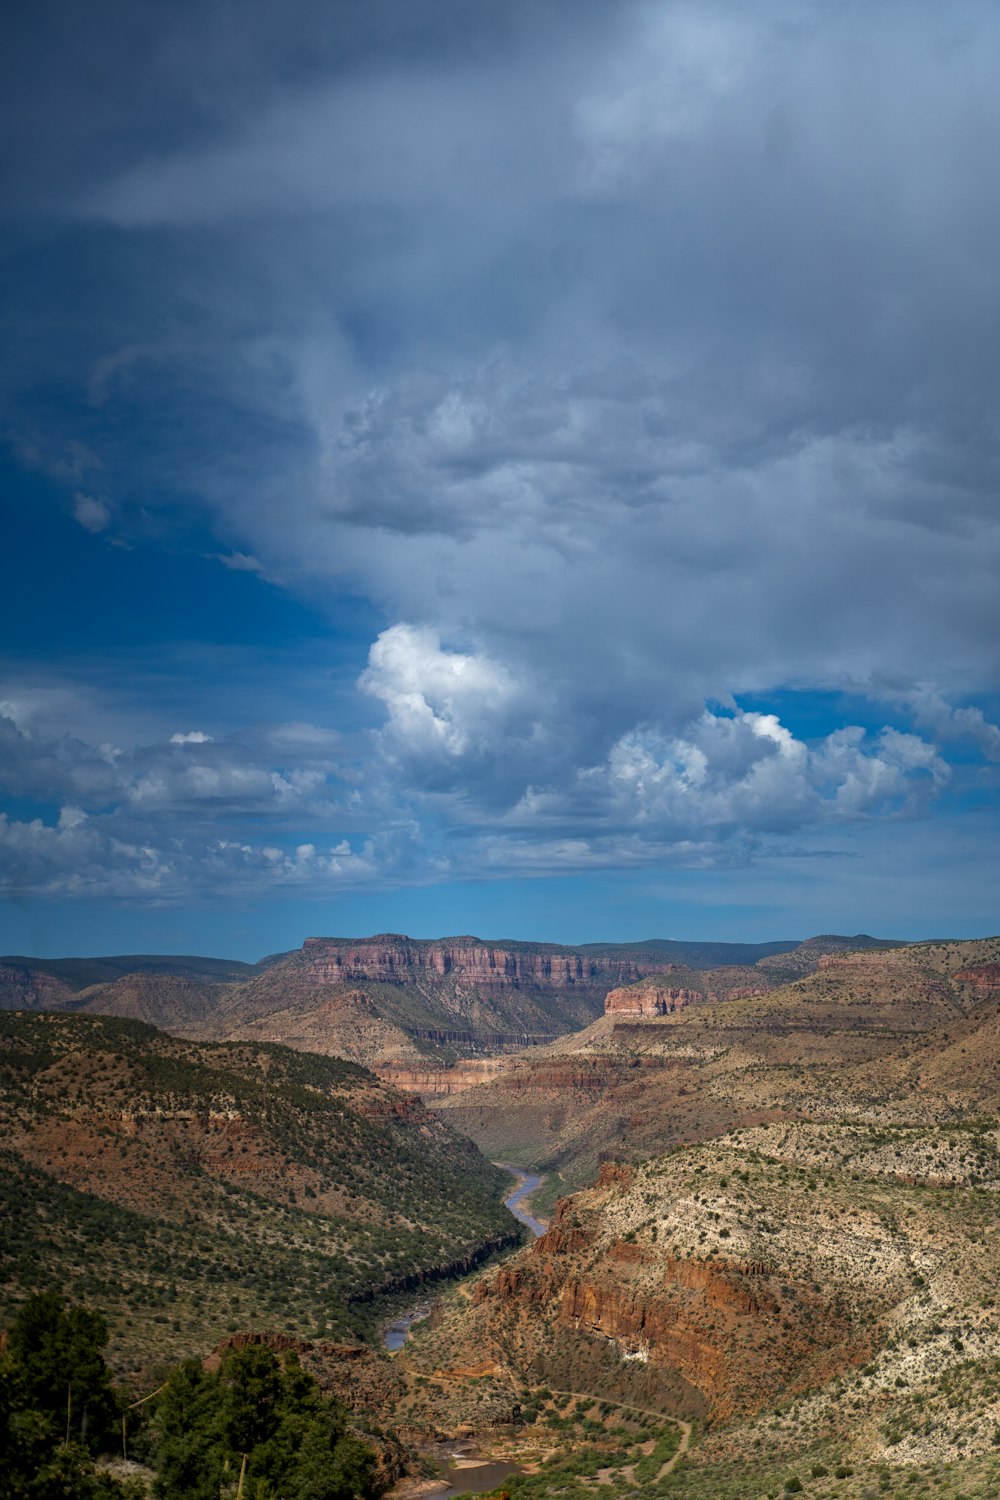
top-left (0, 1296), bottom-right (382, 1500)
top-left (152, 1343), bottom-right (382, 1500)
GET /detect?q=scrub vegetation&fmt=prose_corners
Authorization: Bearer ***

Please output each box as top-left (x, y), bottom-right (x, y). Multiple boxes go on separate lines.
top-left (0, 1012), bottom-right (516, 1366)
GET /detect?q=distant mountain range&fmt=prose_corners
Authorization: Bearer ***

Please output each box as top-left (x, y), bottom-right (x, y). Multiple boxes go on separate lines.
top-left (0, 931), bottom-right (905, 1070)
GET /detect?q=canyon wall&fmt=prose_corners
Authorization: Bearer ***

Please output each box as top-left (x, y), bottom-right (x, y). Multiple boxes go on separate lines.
top-left (604, 983), bottom-right (702, 1017)
top-left (301, 935), bottom-right (682, 992)
top-left (376, 1058), bottom-right (520, 1097)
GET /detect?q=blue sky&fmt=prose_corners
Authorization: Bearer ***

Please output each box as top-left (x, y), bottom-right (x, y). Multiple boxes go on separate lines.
top-left (2, 0), bottom-right (999, 959)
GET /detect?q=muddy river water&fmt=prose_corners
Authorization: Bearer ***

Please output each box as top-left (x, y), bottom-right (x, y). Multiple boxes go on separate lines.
top-left (381, 1165), bottom-right (547, 1489)
top-left (496, 1164), bottom-right (547, 1238)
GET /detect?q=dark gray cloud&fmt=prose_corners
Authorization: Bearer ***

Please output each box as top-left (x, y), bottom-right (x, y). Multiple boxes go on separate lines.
top-left (3, 1), bottom-right (1000, 903)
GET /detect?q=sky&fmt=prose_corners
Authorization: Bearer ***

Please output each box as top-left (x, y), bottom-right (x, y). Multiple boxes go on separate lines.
top-left (2, 0), bottom-right (999, 959)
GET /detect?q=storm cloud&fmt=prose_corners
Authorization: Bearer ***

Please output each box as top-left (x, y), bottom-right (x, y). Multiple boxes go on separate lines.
top-left (2, 0), bottom-right (999, 928)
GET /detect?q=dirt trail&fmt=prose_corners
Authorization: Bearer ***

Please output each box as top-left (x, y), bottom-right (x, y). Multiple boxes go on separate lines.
top-left (658, 1418), bottom-right (692, 1477)
top-left (545, 1385), bottom-right (689, 1428)
top-left (541, 1389), bottom-right (692, 1487)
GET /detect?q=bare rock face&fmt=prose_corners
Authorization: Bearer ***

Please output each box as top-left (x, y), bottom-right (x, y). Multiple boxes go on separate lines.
top-left (604, 982), bottom-right (701, 1017)
top-left (301, 935), bottom-right (677, 992)
top-left (375, 1057), bottom-right (519, 1096)
top-left (953, 962), bottom-right (1000, 997)
top-left (463, 1127), bottom-right (965, 1423)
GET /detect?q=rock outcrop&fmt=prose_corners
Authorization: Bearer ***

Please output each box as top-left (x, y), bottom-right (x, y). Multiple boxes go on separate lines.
top-left (953, 962), bottom-right (1000, 997)
top-left (461, 1117), bottom-right (995, 1424)
top-left (375, 1058), bottom-right (519, 1096)
top-left (604, 982), bottom-right (701, 1017)
top-left (301, 935), bottom-right (680, 992)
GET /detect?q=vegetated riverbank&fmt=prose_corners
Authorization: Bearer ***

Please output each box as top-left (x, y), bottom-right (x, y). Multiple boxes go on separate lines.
top-left (382, 1163), bottom-right (547, 1354)
top-left (387, 1384), bottom-right (689, 1500)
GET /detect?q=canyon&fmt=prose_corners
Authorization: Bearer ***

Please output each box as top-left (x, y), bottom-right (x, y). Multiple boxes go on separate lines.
top-left (431, 934), bottom-right (1000, 1184)
top-left (0, 931), bottom-right (831, 1073)
top-left (379, 935), bottom-right (1000, 1499)
top-left (3, 928), bottom-right (998, 1500)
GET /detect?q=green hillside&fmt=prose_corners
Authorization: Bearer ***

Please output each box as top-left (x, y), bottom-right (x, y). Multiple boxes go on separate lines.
top-left (0, 1012), bottom-right (516, 1372)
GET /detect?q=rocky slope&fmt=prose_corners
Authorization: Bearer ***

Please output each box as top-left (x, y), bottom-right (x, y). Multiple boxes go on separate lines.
top-left (402, 1114), bottom-right (998, 1497)
top-left (0, 1010), bottom-right (515, 1375)
top-left (442, 1126), bottom-right (999, 1418)
top-left (395, 936), bottom-right (1000, 1497)
top-left (433, 935), bottom-right (1000, 1185)
top-left (0, 934), bottom-right (901, 1078)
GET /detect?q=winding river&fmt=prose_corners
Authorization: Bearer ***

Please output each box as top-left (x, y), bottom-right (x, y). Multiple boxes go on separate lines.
top-left (382, 1168), bottom-right (548, 1495)
top-left (497, 1163), bottom-right (547, 1238)
top-left (381, 1164), bottom-right (546, 1354)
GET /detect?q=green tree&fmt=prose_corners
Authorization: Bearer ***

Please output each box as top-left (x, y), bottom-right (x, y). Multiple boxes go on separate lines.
top-left (292, 1424), bottom-right (380, 1500)
top-left (221, 1345), bottom-right (284, 1457)
top-left (1, 1325), bottom-right (139, 1500)
top-left (151, 1345), bottom-right (383, 1500)
top-left (6, 1292), bottom-right (119, 1455)
top-left (151, 1359), bottom-right (226, 1500)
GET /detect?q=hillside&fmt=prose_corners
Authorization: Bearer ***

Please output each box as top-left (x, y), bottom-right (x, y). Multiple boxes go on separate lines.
top-left (0, 952), bottom-right (265, 1009)
top-left (1, 932), bottom-right (907, 1079)
top-left (381, 936), bottom-right (1000, 1500)
top-left (433, 935), bottom-right (1000, 1186)
top-left (0, 1011), bottom-right (516, 1375)
top-left (398, 1119), bottom-right (999, 1498)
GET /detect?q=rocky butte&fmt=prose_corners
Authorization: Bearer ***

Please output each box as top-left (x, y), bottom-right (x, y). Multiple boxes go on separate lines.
top-left (603, 979), bottom-right (704, 1017)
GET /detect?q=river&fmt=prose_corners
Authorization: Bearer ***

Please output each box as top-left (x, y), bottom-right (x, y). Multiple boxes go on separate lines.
top-left (382, 1302), bottom-right (433, 1353)
top-left (382, 1168), bottom-right (546, 1494)
top-left (417, 1449), bottom-right (526, 1498)
top-left (381, 1164), bottom-right (546, 1354)
top-left (497, 1163), bottom-right (547, 1238)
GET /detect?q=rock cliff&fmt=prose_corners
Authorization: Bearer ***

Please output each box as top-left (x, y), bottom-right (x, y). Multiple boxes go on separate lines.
top-left (453, 1117), bottom-right (997, 1426)
top-left (300, 935), bottom-right (679, 992)
top-left (604, 982), bottom-right (702, 1016)
top-left (375, 1058), bottom-right (520, 1096)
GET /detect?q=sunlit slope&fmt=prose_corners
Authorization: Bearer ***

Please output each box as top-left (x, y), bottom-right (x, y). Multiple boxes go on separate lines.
top-left (434, 936), bottom-right (1000, 1183)
top-left (0, 1011), bottom-right (514, 1372)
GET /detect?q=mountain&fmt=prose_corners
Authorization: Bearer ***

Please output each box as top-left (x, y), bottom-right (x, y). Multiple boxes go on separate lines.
top-left (0, 932), bottom-right (905, 1076)
top-left (577, 937), bottom-right (803, 966)
top-left (0, 952), bottom-right (265, 1011)
top-left (0, 1010), bottom-right (515, 1375)
top-left (386, 935), bottom-right (1000, 1498)
top-left (432, 935), bottom-right (1000, 1187)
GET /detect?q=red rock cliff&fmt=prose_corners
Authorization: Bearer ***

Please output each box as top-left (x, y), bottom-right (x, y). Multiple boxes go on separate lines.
top-left (604, 982), bottom-right (701, 1017)
top-left (300, 936), bottom-right (681, 992)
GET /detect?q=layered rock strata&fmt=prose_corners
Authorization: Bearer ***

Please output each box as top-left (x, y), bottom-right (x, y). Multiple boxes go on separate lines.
top-left (301, 935), bottom-right (681, 992)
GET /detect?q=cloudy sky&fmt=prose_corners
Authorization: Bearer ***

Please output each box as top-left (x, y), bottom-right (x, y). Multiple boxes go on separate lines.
top-left (3, 0), bottom-right (999, 957)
